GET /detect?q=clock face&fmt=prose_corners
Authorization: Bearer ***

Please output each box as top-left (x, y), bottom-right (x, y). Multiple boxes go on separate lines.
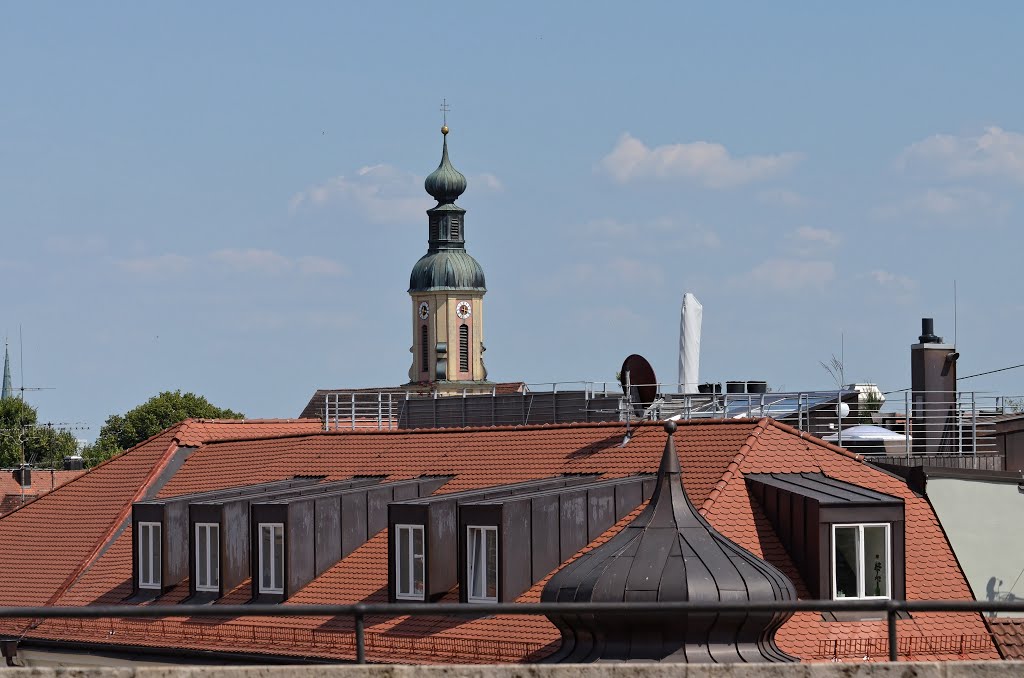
top-left (456, 301), bottom-right (472, 319)
top-left (418, 301), bottom-right (430, 320)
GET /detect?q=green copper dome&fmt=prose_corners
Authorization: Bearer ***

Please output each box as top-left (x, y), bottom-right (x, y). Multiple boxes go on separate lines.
top-left (424, 135), bottom-right (467, 203)
top-left (409, 250), bottom-right (486, 292)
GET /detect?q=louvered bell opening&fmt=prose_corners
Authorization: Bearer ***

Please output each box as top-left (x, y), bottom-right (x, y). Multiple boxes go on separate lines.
top-left (459, 324), bottom-right (469, 373)
top-left (421, 325), bottom-right (429, 375)
top-left (450, 216), bottom-right (461, 240)
top-left (429, 216), bottom-right (440, 242)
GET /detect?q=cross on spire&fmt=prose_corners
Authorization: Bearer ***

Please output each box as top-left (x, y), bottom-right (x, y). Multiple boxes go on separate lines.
top-left (440, 99), bottom-right (450, 127)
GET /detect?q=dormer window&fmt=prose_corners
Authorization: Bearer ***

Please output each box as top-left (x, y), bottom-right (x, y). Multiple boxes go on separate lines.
top-left (832, 523), bottom-right (890, 599)
top-left (195, 523), bottom-right (220, 593)
top-left (466, 525), bottom-right (497, 603)
top-left (138, 522), bottom-right (161, 590)
top-left (258, 523), bottom-right (284, 594)
top-left (395, 524), bottom-right (425, 600)
top-left (745, 472), bottom-right (906, 611)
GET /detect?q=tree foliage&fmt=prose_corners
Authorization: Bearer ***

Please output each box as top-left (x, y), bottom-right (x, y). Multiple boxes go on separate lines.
top-left (0, 398), bottom-right (79, 468)
top-left (83, 391), bottom-right (243, 467)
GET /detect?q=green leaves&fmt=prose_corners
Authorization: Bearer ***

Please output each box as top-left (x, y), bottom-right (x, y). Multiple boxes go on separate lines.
top-left (0, 398), bottom-right (79, 468)
top-left (83, 391), bottom-right (243, 467)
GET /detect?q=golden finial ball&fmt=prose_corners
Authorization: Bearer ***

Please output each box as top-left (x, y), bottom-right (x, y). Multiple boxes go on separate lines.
top-left (441, 125), bottom-right (449, 135)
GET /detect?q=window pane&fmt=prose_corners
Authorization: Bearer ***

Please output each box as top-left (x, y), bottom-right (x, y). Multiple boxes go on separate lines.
top-left (274, 526), bottom-right (284, 592)
top-left (198, 526), bottom-right (208, 586)
top-left (468, 528), bottom-right (481, 599)
top-left (834, 526), bottom-right (859, 598)
top-left (412, 528), bottom-right (424, 595)
top-left (152, 526), bottom-right (161, 586)
top-left (211, 525), bottom-right (220, 588)
top-left (261, 526), bottom-right (272, 591)
top-left (140, 525), bottom-right (151, 585)
top-left (398, 527), bottom-right (410, 595)
top-left (863, 526), bottom-right (889, 597)
top-left (486, 528), bottom-right (497, 599)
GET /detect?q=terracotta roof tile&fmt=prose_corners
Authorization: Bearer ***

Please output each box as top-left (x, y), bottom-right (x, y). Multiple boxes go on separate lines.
top-left (0, 418), bottom-right (1000, 663)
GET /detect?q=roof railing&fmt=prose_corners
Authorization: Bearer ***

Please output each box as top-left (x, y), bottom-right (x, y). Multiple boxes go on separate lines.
top-left (0, 598), bottom-right (1018, 664)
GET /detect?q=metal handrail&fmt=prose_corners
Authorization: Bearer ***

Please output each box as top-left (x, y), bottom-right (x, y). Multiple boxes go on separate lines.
top-left (3, 598), bottom-right (1022, 663)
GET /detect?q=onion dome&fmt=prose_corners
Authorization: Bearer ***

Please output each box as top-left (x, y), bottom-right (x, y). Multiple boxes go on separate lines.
top-left (424, 127), bottom-right (467, 203)
top-left (409, 250), bottom-right (486, 292)
top-left (541, 421), bottom-right (798, 664)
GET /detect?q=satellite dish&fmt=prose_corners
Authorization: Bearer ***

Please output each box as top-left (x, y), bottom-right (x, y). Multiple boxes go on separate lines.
top-left (620, 354), bottom-right (658, 416)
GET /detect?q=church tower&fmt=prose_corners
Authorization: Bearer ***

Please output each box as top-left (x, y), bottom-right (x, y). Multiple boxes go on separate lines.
top-left (408, 125), bottom-right (489, 388)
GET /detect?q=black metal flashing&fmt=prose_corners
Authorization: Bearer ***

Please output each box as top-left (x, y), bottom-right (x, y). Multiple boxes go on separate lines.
top-left (541, 421), bottom-right (798, 663)
top-left (744, 472), bottom-right (903, 507)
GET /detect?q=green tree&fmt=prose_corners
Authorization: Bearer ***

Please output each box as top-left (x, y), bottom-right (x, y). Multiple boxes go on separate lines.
top-left (83, 391), bottom-right (243, 467)
top-left (0, 398), bottom-right (79, 468)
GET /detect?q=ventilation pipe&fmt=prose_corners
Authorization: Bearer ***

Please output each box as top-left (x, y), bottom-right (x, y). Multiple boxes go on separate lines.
top-left (678, 292), bottom-right (703, 393)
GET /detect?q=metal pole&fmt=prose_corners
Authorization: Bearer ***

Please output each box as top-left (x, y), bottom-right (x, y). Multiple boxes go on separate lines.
top-left (377, 393), bottom-right (382, 431)
top-left (905, 392), bottom-right (910, 458)
top-left (350, 393), bottom-right (356, 430)
top-left (971, 392), bottom-right (977, 457)
top-left (837, 390), bottom-right (842, 448)
top-left (887, 602), bottom-right (898, 662)
top-left (354, 605), bottom-right (366, 664)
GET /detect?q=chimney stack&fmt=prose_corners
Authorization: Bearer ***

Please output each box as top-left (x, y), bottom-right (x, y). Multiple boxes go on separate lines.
top-left (910, 317), bottom-right (957, 455)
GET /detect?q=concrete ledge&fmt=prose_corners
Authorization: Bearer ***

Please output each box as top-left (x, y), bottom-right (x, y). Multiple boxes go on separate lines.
top-left (2, 664), bottom-right (1023, 678)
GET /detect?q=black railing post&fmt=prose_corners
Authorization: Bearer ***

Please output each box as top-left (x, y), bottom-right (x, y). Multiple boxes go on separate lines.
top-left (887, 600), bottom-right (899, 662)
top-left (354, 603), bottom-right (366, 664)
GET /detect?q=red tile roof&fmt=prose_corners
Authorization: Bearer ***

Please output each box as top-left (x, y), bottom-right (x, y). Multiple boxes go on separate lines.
top-left (0, 469), bottom-right (86, 516)
top-left (988, 618), bottom-right (1024, 659)
top-left (0, 418), bottom-right (999, 663)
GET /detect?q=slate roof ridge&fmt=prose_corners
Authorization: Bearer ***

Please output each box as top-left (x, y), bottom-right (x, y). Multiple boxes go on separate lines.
top-left (698, 417), bottom-right (768, 516)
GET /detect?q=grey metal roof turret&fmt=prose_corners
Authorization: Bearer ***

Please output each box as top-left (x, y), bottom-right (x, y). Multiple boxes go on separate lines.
top-left (409, 126), bottom-right (486, 293)
top-left (423, 129), bottom-right (467, 203)
top-left (540, 421), bottom-right (798, 664)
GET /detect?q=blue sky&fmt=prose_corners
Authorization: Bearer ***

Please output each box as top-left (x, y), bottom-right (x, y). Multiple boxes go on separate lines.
top-left (3, 3), bottom-right (1024, 439)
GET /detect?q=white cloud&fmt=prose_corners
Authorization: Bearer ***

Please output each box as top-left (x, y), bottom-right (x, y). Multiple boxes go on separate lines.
top-left (46, 234), bottom-right (107, 256)
top-left (296, 256), bottom-right (349, 276)
top-left (866, 269), bottom-right (918, 293)
top-left (290, 164), bottom-right (502, 225)
top-left (744, 258), bottom-right (835, 291)
top-left (116, 250), bottom-right (348, 278)
top-left (576, 216), bottom-right (720, 250)
top-left (788, 226), bottom-right (840, 249)
top-left (472, 173), bottom-right (504, 191)
top-left (757, 189), bottom-right (809, 208)
top-left (116, 254), bottom-right (191, 276)
top-left (599, 132), bottom-right (803, 188)
top-left (898, 127), bottom-right (1024, 182)
top-left (289, 164), bottom-right (430, 224)
top-left (210, 248), bottom-right (292, 274)
top-left (874, 187), bottom-right (1007, 221)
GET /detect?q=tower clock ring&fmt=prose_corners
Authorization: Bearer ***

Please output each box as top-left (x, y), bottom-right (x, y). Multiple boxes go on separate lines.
top-left (418, 301), bottom-right (430, 320)
top-left (456, 301), bottom-right (472, 319)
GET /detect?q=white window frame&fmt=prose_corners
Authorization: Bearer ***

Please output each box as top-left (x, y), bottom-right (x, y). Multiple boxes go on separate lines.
top-left (395, 524), bottom-right (426, 601)
top-left (831, 523), bottom-right (891, 600)
top-left (258, 522), bottom-right (285, 594)
top-left (138, 521), bottom-right (162, 590)
top-left (466, 525), bottom-right (498, 603)
top-left (195, 522), bottom-right (220, 593)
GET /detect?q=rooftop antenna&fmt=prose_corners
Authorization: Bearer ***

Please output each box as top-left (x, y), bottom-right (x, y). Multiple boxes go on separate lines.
top-left (953, 280), bottom-right (958, 350)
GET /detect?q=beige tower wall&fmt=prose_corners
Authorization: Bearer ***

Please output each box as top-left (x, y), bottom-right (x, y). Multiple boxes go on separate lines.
top-left (409, 292), bottom-right (486, 385)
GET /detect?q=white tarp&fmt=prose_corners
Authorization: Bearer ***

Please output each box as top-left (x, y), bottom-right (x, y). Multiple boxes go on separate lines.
top-left (678, 292), bottom-right (703, 393)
